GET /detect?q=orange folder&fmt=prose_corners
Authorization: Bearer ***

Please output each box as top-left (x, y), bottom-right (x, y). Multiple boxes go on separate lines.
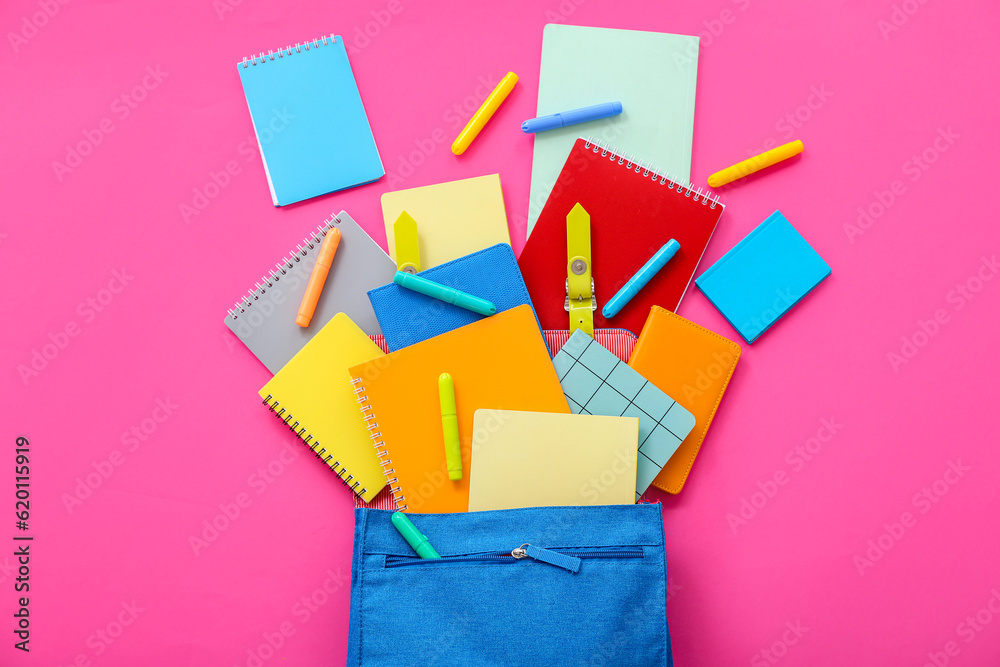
top-left (349, 305), bottom-right (569, 513)
top-left (628, 307), bottom-right (742, 494)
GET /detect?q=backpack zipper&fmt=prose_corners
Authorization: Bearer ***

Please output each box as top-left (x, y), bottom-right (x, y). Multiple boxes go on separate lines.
top-left (384, 545), bottom-right (644, 573)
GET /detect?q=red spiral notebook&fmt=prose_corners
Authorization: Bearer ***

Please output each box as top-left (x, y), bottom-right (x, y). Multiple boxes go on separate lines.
top-left (519, 138), bottom-right (726, 335)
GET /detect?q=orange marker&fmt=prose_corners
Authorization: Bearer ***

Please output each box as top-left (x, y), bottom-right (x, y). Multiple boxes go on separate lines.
top-left (295, 228), bottom-right (341, 327)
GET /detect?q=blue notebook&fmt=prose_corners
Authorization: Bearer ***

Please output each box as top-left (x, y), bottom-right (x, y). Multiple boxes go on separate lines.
top-left (367, 244), bottom-right (545, 352)
top-left (237, 34), bottom-right (383, 206)
top-left (552, 330), bottom-right (695, 498)
top-left (695, 210), bottom-right (831, 343)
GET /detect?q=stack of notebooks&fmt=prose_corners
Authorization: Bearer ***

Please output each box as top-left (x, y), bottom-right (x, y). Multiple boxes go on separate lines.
top-left (225, 23), bottom-right (830, 513)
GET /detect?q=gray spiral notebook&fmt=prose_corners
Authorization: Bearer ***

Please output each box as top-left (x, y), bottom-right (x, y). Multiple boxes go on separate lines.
top-left (224, 210), bottom-right (396, 373)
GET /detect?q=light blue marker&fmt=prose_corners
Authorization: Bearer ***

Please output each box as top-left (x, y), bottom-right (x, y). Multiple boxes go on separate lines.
top-left (602, 240), bottom-right (681, 319)
top-left (521, 101), bottom-right (623, 133)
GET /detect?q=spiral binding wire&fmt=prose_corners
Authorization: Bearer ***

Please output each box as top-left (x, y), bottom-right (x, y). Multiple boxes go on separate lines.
top-left (240, 34), bottom-right (337, 68)
top-left (583, 138), bottom-right (723, 209)
top-left (350, 377), bottom-right (408, 511)
top-left (261, 394), bottom-right (369, 497)
top-left (226, 212), bottom-right (341, 321)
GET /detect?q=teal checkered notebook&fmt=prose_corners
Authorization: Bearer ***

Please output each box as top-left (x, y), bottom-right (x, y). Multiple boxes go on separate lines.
top-left (552, 330), bottom-right (696, 498)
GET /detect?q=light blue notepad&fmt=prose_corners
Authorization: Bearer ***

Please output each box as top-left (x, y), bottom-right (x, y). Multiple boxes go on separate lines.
top-left (552, 330), bottom-right (696, 499)
top-left (696, 210), bottom-right (831, 344)
top-left (237, 35), bottom-right (383, 206)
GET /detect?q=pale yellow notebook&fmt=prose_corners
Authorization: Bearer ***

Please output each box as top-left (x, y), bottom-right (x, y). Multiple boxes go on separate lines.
top-left (467, 410), bottom-right (639, 511)
top-left (381, 173), bottom-right (511, 269)
top-left (258, 313), bottom-right (386, 502)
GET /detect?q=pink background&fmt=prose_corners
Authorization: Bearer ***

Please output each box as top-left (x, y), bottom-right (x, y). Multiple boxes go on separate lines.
top-left (3, 0), bottom-right (999, 665)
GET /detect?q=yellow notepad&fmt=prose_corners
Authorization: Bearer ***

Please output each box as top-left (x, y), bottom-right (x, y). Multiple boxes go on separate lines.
top-left (467, 410), bottom-right (639, 511)
top-left (258, 313), bottom-right (386, 502)
top-left (381, 173), bottom-right (511, 269)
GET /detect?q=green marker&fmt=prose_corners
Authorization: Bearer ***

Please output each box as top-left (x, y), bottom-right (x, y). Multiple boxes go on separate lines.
top-left (438, 373), bottom-right (462, 480)
top-left (393, 271), bottom-right (496, 316)
top-left (391, 512), bottom-right (441, 559)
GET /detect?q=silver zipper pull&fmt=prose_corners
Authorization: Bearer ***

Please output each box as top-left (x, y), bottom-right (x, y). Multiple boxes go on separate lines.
top-left (511, 543), bottom-right (581, 573)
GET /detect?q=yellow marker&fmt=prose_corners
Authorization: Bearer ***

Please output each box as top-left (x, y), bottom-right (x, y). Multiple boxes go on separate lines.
top-left (438, 373), bottom-right (462, 480)
top-left (451, 71), bottom-right (518, 155)
top-left (393, 211), bottom-right (421, 274)
top-left (707, 140), bottom-right (804, 188)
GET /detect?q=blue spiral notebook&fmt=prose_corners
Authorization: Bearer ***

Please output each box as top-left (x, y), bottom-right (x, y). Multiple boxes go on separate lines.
top-left (367, 244), bottom-right (546, 352)
top-left (695, 210), bottom-right (831, 343)
top-left (237, 34), bottom-right (383, 206)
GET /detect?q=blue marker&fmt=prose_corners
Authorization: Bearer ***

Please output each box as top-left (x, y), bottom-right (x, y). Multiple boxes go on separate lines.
top-left (602, 240), bottom-right (681, 319)
top-left (521, 101), bottom-right (623, 133)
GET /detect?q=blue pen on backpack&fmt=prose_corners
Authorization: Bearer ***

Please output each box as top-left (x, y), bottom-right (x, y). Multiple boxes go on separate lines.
top-left (521, 101), bottom-right (623, 133)
top-left (602, 240), bottom-right (681, 319)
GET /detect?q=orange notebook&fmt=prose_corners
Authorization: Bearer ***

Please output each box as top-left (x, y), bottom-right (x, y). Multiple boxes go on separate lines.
top-left (349, 305), bottom-right (569, 512)
top-left (628, 307), bottom-right (742, 494)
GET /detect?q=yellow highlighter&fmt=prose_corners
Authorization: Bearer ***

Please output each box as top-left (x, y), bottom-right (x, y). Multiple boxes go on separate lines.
top-left (438, 373), bottom-right (462, 480)
top-left (295, 227), bottom-right (340, 327)
top-left (707, 139), bottom-right (804, 188)
top-left (451, 71), bottom-right (518, 155)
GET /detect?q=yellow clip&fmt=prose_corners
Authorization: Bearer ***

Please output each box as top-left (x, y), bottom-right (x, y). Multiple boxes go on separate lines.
top-left (393, 211), bottom-right (421, 274)
top-left (565, 203), bottom-right (594, 336)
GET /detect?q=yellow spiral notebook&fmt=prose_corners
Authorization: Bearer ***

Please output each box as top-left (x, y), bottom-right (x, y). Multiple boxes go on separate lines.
top-left (258, 313), bottom-right (386, 502)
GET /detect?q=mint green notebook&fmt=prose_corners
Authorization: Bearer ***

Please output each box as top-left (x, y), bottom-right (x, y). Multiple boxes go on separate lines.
top-left (527, 25), bottom-right (700, 234)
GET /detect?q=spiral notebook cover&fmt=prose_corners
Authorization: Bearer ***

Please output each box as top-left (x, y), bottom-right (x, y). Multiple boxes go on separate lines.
top-left (381, 174), bottom-right (511, 270)
top-left (467, 410), bottom-right (638, 511)
top-left (552, 330), bottom-right (695, 499)
top-left (368, 243), bottom-right (546, 352)
top-left (258, 313), bottom-right (386, 502)
top-left (224, 210), bottom-right (396, 374)
top-left (527, 24), bottom-right (699, 233)
top-left (519, 138), bottom-right (724, 337)
top-left (349, 305), bottom-right (570, 513)
top-left (237, 34), bottom-right (383, 206)
top-left (695, 210), bottom-right (831, 343)
top-left (628, 307), bottom-right (741, 494)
